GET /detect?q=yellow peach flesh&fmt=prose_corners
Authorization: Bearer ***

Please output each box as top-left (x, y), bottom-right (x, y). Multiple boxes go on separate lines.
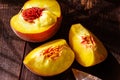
top-left (23, 39), bottom-right (75, 76)
top-left (10, 0), bottom-right (61, 34)
top-left (69, 24), bottom-right (107, 67)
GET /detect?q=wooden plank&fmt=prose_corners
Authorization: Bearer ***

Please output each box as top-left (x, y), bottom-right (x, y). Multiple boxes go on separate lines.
top-left (19, 1), bottom-right (120, 80)
top-left (0, 1), bottom-right (26, 80)
top-left (19, 42), bottom-right (45, 80)
top-left (0, 0), bottom-right (119, 80)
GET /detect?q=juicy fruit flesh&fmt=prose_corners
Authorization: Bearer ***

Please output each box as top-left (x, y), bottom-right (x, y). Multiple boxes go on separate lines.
top-left (69, 24), bottom-right (107, 67)
top-left (10, 0), bottom-right (61, 33)
top-left (23, 0), bottom-right (61, 17)
top-left (80, 35), bottom-right (96, 49)
top-left (41, 46), bottom-right (63, 60)
top-left (23, 39), bottom-right (75, 76)
top-left (22, 7), bottom-right (44, 23)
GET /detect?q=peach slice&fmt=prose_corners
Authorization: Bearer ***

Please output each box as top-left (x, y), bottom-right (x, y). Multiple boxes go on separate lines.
top-left (10, 0), bottom-right (62, 42)
top-left (23, 39), bottom-right (75, 76)
top-left (69, 23), bottom-right (107, 67)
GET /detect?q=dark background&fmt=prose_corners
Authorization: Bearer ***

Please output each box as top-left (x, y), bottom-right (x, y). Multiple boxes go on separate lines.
top-left (0, 0), bottom-right (120, 80)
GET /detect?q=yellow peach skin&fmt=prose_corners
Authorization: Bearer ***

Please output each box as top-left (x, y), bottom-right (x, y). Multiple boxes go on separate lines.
top-left (23, 39), bottom-right (75, 76)
top-left (10, 0), bottom-right (62, 42)
top-left (69, 23), bottom-right (107, 67)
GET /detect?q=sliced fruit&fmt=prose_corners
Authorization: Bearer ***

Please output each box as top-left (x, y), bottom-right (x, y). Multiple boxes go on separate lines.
top-left (69, 23), bottom-right (107, 67)
top-left (23, 39), bottom-right (75, 76)
top-left (10, 0), bottom-right (62, 42)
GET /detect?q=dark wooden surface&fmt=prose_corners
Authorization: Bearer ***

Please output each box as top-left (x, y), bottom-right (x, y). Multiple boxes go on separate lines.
top-left (0, 0), bottom-right (120, 80)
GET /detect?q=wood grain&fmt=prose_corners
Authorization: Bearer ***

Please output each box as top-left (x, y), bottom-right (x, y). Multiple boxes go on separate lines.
top-left (0, 0), bottom-right (120, 80)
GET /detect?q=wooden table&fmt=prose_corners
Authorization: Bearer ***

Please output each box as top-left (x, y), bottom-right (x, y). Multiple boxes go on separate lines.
top-left (0, 0), bottom-right (120, 80)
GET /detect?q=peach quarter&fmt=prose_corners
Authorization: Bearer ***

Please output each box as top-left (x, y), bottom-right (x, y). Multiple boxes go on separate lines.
top-left (69, 23), bottom-right (108, 67)
top-left (23, 39), bottom-right (75, 76)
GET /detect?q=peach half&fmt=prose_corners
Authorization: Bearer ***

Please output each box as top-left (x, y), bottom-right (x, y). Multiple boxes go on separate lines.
top-left (23, 39), bottom-right (75, 76)
top-left (10, 0), bottom-right (62, 42)
top-left (69, 23), bottom-right (108, 67)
